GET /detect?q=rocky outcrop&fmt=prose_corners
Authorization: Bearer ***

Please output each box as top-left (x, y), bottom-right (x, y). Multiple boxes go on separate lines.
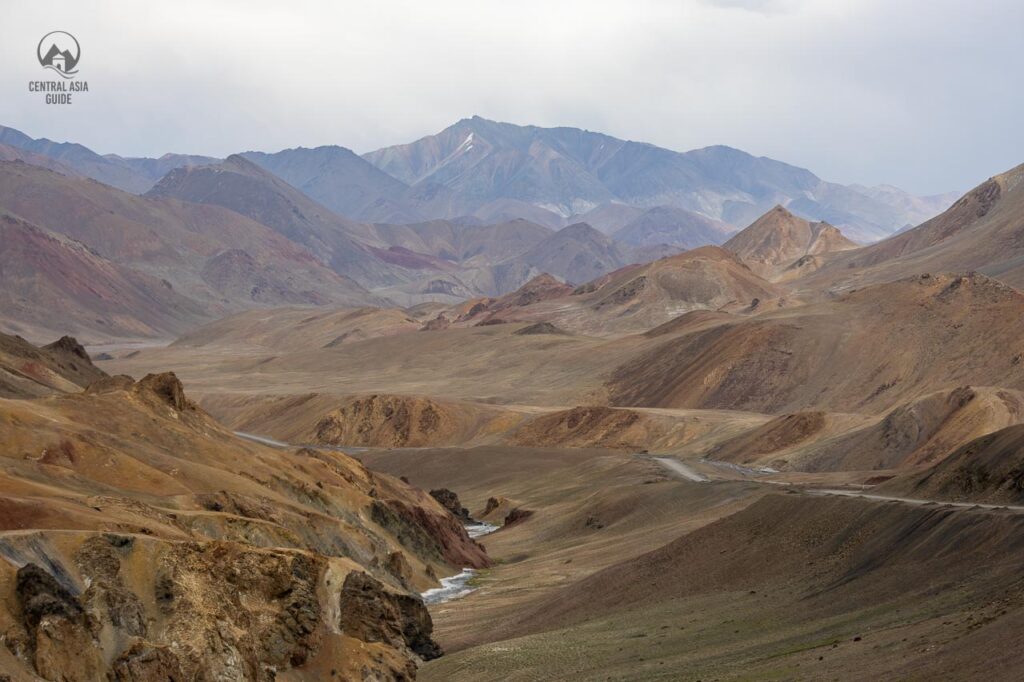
top-left (420, 314), bottom-right (451, 331)
top-left (371, 499), bottom-right (490, 569)
top-left (3, 536), bottom-right (447, 681)
top-left (14, 563), bottom-right (103, 681)
top-left (513, 321), bottom-right (566, 335)
top-left (338, 571), bottom-right (443, 661)
top-left (504, 508), bottom-right (535, 528)
top-left (133, 372), bottom-right (192, 411)
top-left (430, 488), bottom-right (471, 522)
top-left (0, 357), bottom-right (488, 680)
top-left (511, 405), bottom-right (657, 450)
top-left (313, 394), bottom-right (459, 448)
top-left (109, 641), bottom-right (185, 681)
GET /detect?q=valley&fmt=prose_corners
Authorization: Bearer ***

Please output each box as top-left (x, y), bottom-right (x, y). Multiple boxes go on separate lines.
top-left (3, 112), bottom-right (1024, 679)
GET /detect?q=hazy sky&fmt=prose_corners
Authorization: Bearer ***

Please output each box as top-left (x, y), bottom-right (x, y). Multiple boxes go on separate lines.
top-left (2, 0), bottom-right (1021, 194)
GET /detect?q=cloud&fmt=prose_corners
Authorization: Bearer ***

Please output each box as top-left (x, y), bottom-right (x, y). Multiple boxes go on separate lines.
top-left (0, 0), bottom-right (1021, 194)
top-left (697, 0), bottom-right (800, 14)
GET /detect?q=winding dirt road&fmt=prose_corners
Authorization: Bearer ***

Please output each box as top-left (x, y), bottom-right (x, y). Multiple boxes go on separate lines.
top-left (650, 455), bottom-right (1024, 513)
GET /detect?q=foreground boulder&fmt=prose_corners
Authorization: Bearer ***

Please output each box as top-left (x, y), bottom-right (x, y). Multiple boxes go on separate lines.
top-left (2, 538), bottom-right (444, 680)
top-left (338, 571), bottom-right (444, 661)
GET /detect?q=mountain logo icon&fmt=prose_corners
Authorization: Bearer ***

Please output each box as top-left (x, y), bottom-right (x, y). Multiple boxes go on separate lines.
top-left (37, 31), bottom-right (80, 78)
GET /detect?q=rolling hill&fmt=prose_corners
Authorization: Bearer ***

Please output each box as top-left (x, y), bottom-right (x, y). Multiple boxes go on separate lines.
top-left (242, 145), bottom-right (423, 223)
top-left (803, 162), bottom-right (1024, 292)
top-left (608, 272), bottom-right (1024, 414)
top-left (0, 160), bottom-right (380, 339)
top-left (611, 205), bottom-right (734, 249)
top-left (723, 205), bottom-right (858, 279)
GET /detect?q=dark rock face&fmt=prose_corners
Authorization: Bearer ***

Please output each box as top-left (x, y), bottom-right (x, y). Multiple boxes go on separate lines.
top-left (429, 488), bottom-right (471, 522)
top-left (15, 563), bottom-right (104, 680)
top-left (514, 321), bottom-right (565, 335)
top-left (338, 571), bottom-right (443, 661)
top-left (504, 508), bottom-right (535, 527)
top-left (42, 335), bottom-right (89, 361)
top-left (16, 563), bottom-right (85, 634)
top-left (371, 499), bottom-right (490, 569)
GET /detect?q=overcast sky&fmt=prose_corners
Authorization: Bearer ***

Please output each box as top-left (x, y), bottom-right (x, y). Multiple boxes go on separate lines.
top-left (2, 0), bottom-right (1021, 195)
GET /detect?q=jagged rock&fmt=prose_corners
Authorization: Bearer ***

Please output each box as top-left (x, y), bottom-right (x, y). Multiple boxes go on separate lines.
top-left (43, 335), bottom-right (89, 360)
top-left (134, 372), bottom-right (190, 410)
top-left (337, 571), bottom-right (443, 661)
top-left (85, 374), bottom-right (135, 394)
top-left (76, 535), bottom-right (146, 637)
top-left (385, 551), bottom-right (414, 589)
top-left (15, 563), bottom-right (103, 681)
top-left (109, 641), bottom-right (185, 681)
top-left (429, 488), bottom-right (471, 521)
top-left (504, 508), bottom-right (535, 527)
top-left (370, 499), bottom-right (489, 569)
top-left (16, 563), bottom-right (85, 634)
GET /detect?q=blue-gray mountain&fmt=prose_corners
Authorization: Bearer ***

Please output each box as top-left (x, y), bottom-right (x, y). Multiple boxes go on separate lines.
top-left (0, 121), bottom-right (952, 243)
top-left (363, 117), bottom-right (956, 242)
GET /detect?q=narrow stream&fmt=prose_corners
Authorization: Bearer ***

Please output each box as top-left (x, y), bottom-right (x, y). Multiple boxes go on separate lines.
top-left (231, 431), bottom-right (499, 606)
top-left (465, 520), bottom-right (500, 538)
top-left (421, 568), bottom-right (479, 604)
top-left (422, 519), bottom-right (500, 604)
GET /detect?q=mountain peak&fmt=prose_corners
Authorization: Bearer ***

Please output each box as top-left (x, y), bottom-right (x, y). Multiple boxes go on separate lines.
top-left (725, 204), bottom-right (857, 278)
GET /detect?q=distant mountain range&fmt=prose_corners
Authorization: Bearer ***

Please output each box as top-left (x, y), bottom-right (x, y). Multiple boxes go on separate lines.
top-left (0, 120), bottom-right (964, 341)
top-left (0, 120), bottom-right (955, 243)
top-left (362, 117), bottom-right (958, 242)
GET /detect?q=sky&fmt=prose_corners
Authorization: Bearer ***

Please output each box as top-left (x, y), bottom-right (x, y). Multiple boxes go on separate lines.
top-left (2, 0), bottom-right (1022, 195)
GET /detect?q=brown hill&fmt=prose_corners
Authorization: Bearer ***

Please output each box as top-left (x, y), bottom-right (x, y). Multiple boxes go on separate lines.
top-left (145, 155), bottom-right (406, 286)
top-left (370, 218), bottom-right (554, 270)
top-left (724, 205), bottom-right (857, 279)
top-left (312, 395), bottom-right (493, 448)
top-left (454, 274), bottom-right (574, 325)
top-left (240, 145), bottom-right (420, 222)
top-left (468, 493), bottom-right (1024, 681)
top-left (203, 392), bottom-right (519, 449)
top-left (473, 247), bottom-right (787, 336)
top-left (612, 205), bottom-right (734, 249)
top-left (707, 386), bottom-right (1024, 473)
top-left (882, 423), bottom-right (1024, 504)
top-left (509, 406), bottom-right (653, 450)
top-left (0, 348), bottom-right (487, 678)
top-left (0, 145), bottom-right (79, 176)
top-left (0, 332), bottom-right (106, 398)
top-left (608, 272), bottom-right (1024, 414)
top-left (504, 405), bottom-right (751, 451)
top-left (172, 306), bottom-right (425, 352)
top-left (0, 161), bottom-right (379, 337)
top-left (489, 223), bottom-right (631, 291)
top-left (0, 214), bottom-right (207, 340)
top-left (804, 162), bottom-right (1024, 292)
